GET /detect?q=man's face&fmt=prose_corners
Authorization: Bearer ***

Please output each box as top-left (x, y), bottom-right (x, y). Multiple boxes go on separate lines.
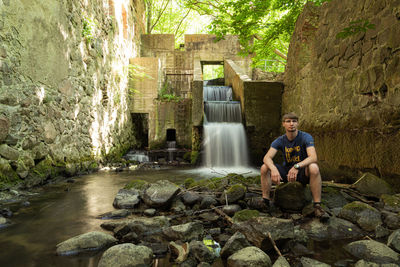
top-left (282, 118), bottom-right (298, 133)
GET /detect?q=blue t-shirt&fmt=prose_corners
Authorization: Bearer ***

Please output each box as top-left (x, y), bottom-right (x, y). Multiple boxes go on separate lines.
top-left (271, 130), bottom-right (315, 167)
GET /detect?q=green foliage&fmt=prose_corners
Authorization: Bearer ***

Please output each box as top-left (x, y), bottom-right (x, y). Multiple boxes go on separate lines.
top-left (336, 19), bottom-right (375, 39)
top-left (203, 65), bottom-right (224, 80)
top-left (82, 16), bottom-right (97, 43)
top-left (190, 151), bottom-right (199, 164)
top-left (159, 81), bottom-right (183, 102)
top-left (184, 177), bottom-right (195, 188)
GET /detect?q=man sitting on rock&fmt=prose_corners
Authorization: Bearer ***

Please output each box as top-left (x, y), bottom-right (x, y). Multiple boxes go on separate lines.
top-left (260, 112), bottom-right (329, 221)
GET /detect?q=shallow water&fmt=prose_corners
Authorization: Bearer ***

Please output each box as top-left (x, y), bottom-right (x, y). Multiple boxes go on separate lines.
top-left (0, 167), bottom-right (259, 267)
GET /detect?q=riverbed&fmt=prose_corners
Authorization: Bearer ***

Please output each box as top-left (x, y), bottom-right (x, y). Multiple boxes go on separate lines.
top-left (0, 167), bottom-right (259, 267)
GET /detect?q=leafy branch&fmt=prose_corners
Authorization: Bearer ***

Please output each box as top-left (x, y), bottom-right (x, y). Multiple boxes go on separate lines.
top-left (336, 19), bottom-right (375, 39)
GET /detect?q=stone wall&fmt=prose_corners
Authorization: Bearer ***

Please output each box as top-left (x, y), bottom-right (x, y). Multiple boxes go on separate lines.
top-left (284, 0), bottom-right (400, 179)
top-left (0, 0), bottom-right (145, 187)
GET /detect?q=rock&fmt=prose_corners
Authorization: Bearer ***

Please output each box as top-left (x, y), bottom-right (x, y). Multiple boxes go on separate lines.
top-left (354, 173), bottom-right (394, 198)
top-left (0, 215), bottom-right (9, 228)
top-left (220, 232), bottom-right (251, 259)
top-left (301, 217), bottom-right (364, 241)
top-left (344, 240), bottom-right (400, 264)
top-left (144, 208), bottom-right (157, 216)
top-left (387, 230), bottom-right (400, 253)
top-left (227, 246), bottom-right (272, 267)
top-left (189, 240), bottom-right (216, 264)
top-left (338, 201), bottom-right (382, 231)
top-left (382, 211), bottom-right (400, 229)
top-left (32, 142), bottom-right (48, 160)
top-left (163, 221), bottom-right (204, 242)
top-left (139, 241), bottom-right (168, 257)
top-left (208, 228), bottom-right (221, 235)
top-left (199, 212), bottom-right (219, 222)
top-left (100, 216), bottom-right (170, 232)
top-left (272, 256), bottom-right (290, 267)
top-left (354, 259), bottom-right (399, 267)
top-left (197, 263), bottom-right (211, 267)
top-left (113, 224), bottom-right (132, 239)
top-left (375, 225), bottom-right (391, 239)
top-left (181, 192), bottom-right (201, 205)
top-left (300, 257), bottom-right (330, 267)
top-left (381, 194), bottom-right (400, 213)
top-left (97, 209), bottom-right (130, 219)
top-left (200, 195), bottom-right (218, 209)
top-left (232, 209), bottom-right (260, 223)
top-left (222, 204), bottom-right (242, 216)
top-left (142, 180), bottom-right (180, 208)
top-left (113, 189), bottom-right (140, 209)
top-left (98, 243), bottom-right (153, 267)
top-left (321, 187), bottom-right (349, 208)
top-left (43, 121), bottom-right (58, 144)
top-left (233, 217), bottom-right (294, 248)
top-left (0, 208), bottom-right (12, 218)
top-left (0, 116), bottom-right (9, 142)
top-left (0, 144), bottom-right (19, 160)
top-left (274, 182), bottom-right (308, 211)
top-left (56, 231), bottom-right (117, 256)
top-left (290, 243), bottom-right (313, 256)
top-left (220, 184), bottom-right (246, 204)
top-left (171, 198), bottom-right (186, 212)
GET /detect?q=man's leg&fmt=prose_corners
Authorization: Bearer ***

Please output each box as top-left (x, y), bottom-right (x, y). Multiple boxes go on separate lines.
top-left (307, 163), bottom-right (322, 202)
top-left (260, 164), bottom-right (272, 200)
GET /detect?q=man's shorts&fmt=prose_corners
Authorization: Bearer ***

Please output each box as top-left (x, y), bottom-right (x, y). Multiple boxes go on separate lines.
top-left (275, 164), bottom-right (309, 185)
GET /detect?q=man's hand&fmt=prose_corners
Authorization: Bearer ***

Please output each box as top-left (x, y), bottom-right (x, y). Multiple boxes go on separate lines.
top-left (271, 169), bottom-right (282, 185)
top-left (287, 167), bottom-right (299, 182)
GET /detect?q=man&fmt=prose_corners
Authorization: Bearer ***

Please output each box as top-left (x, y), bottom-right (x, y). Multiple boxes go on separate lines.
top-left (260, 112), bottom-right (328, 220)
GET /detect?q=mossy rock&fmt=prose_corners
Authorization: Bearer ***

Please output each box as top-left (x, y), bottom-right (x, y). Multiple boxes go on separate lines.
top-left (232, 209), bottom-right (259, 222)
top-left (221, 184), bottom-right (246, 204)
top-left (338, 201), bottom-right (382, 231)
top-left (274, 182), bottom-right (309, 212)
top-left (184, 178), bottom-right (195, 188)
top-left (31, 156), bottom-right (55, 179)
top-left (190, 177), bottom-right (223, 190)
top-left (381, 194), bottom-right (400, 213)
top-left (321, 186), bottom-right (349, 209)
top-left (354, 172), bottom-right (394, 198)
top-left (183, 152), bottom-right (191, 162)
top-left (0, 158), bottom-right (20, 189)
top-left (124, 179), bottom-right (149, 190)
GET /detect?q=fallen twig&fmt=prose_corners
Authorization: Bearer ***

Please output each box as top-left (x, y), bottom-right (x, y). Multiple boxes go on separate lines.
top-left (267, 232), bottom-right (283, 257)
top-left (211, 204), bottom-right (233, 225)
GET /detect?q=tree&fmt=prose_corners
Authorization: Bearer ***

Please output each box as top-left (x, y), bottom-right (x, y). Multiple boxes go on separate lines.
top-left (181, 0), bottom-right (330, 72)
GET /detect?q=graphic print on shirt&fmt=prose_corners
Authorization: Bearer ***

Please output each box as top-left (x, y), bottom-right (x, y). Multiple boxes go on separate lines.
top-left (285, 145), bottom-right (301, 163)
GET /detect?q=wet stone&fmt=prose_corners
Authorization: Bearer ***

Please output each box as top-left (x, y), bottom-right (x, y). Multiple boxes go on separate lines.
top-left (344, 240), bottom-right (400, 264)
top-left (144, 208), bottom-right (156, 216)
top-left (387, 230), bottom-right (400, 253)
top-left (181, 192), bottom-right (201, 206)
top-left (222, 204), bottom-right (241, 216)
top-left (220, 231), bottom-right (251, 259)
top-left (200, 195), bottom-right (217, 209)
top-left (98, 209), bottom-right (130, 219)
top-left (300, 257), bottom-right (330, 267)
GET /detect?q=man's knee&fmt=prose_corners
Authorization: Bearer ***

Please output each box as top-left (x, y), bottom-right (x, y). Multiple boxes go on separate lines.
top-left (308, 163), bottom-right (320, 176)
top-left (260, 164), bottom-right (269, 175)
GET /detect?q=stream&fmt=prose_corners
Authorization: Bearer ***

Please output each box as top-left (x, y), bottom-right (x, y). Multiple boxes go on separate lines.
top-left (0, 167), bottom-right (258, 267)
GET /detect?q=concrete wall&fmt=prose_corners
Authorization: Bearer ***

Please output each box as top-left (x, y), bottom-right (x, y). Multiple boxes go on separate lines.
top-left (225, 60), bottom-right (283, 163)
top-left (0, 0), bottom-right (145, 187)
top-left (284, 0), bottom-right (400, 180)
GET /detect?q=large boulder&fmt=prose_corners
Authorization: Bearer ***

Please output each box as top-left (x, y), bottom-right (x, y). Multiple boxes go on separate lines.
top-left (338, 201), bottom-right (382, 231)
top-left (382, 211), bottom-right (400, 230)
top-left (321, 186), bottom-right (349, 208)
top-left (353, 173), bottom-right (394, 198)
top-left (344, 240), bottom-right (400, 264)
top-left (301, 217), bottom-right (364, 241)
top-left (163, 221), bottom-right (204, 242)
top-left (227, 246), bottom-right (272, 267)
top-left (100, 216), bottom-right (170, 232)
top-left (387, 230), bottom-right (400, 253)
top-left (0, 144), bottom-right (19, 160)
top-left (98, 243), bottom-right (153, 267)
top-left (220, 232), bottom-right (251, 259)
top-left (233, 217), bottom-right (294, 248)
top-left (142, 180), bottom-right (180, 208)
top-left (181, 191), bottom-right (201, 206)
top-left (274, 182), bottom-right (308, 211)
top-left (272, 256), bottom-right (290, 267)
top-left (56, 231), bottom-right (117, 255)
top-left (113, 189), bottom-right (140, 209)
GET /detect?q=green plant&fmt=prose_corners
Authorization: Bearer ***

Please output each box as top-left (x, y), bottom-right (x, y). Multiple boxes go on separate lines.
top-left (336, 19), bottom-right (375, 39)
top-left (159, 81), bottom-right (182, 102)
top-left (82, 16), bottom-right (97, 43)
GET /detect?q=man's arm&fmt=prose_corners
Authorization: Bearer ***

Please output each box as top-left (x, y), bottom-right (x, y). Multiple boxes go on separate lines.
top-left (287, 146), bottom-right (318, 182)
top-left (263, 147), bottom-right (282, 184)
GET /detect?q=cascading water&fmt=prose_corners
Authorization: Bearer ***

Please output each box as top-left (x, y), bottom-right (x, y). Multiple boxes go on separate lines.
top-left (203, 85), bottom-right (249, 168)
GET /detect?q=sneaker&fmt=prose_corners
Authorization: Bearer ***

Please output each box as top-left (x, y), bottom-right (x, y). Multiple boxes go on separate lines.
top-left (314, 204), bottom-right (329, 222)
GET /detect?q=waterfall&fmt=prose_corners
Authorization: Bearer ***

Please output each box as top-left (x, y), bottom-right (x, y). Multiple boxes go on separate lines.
top-left (203, 85), bottom-right (249, 168)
